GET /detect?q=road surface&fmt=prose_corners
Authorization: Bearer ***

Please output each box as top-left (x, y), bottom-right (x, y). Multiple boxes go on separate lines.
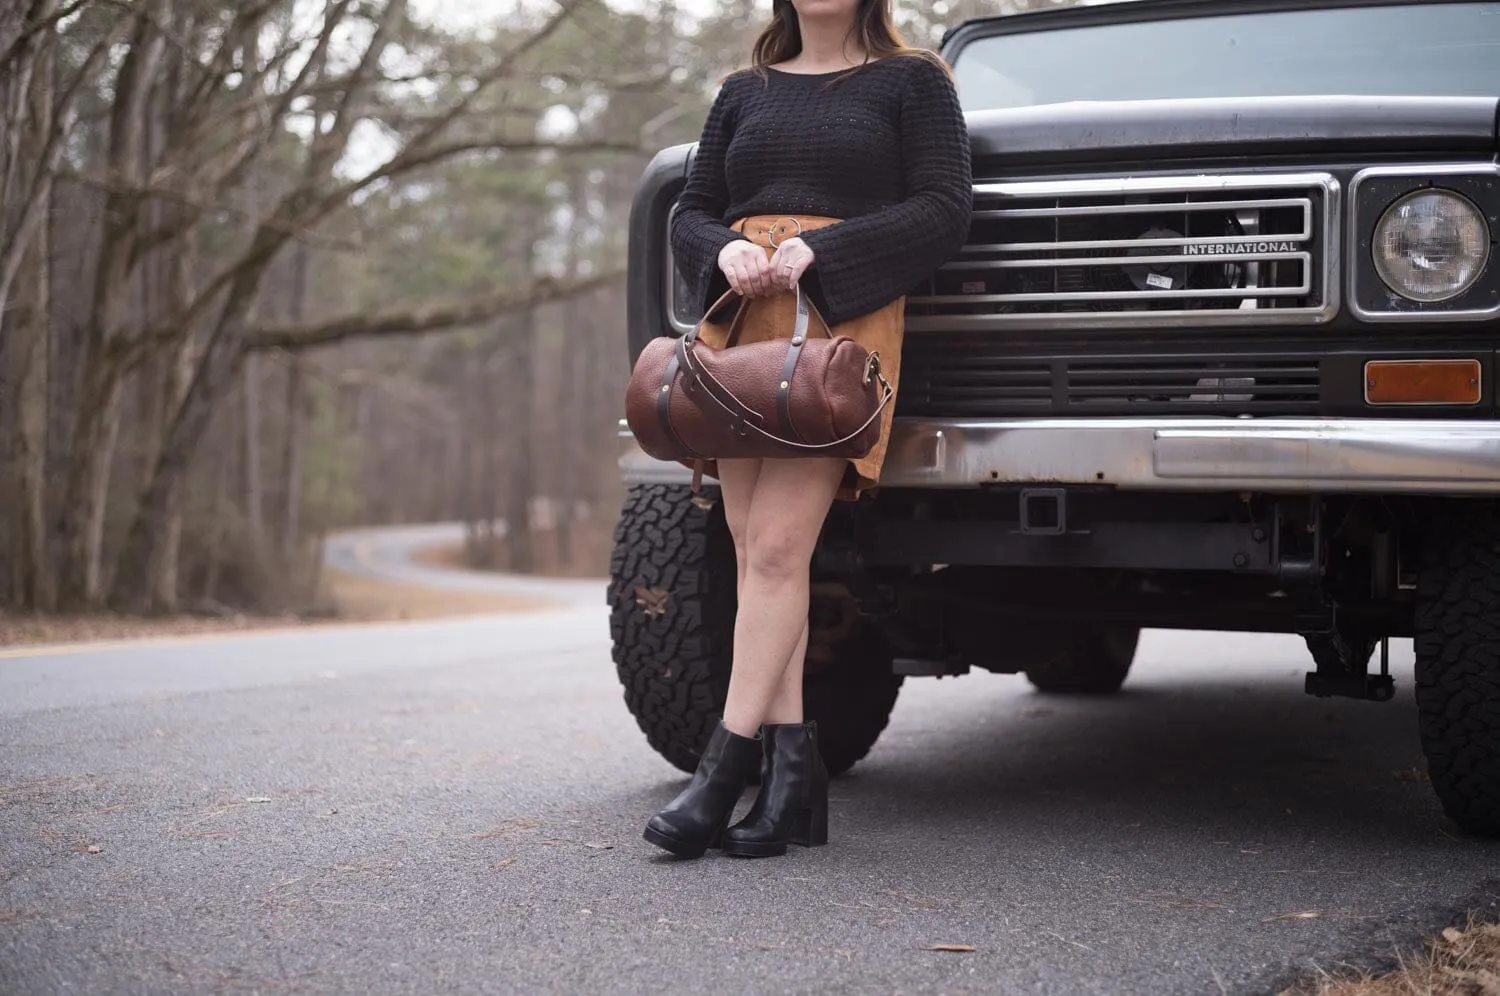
top-left (2, 529), bottom-right (1497, 995)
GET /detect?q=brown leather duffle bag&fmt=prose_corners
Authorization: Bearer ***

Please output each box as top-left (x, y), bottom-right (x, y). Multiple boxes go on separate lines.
top-left (624, 285), bottom-right (893, 487)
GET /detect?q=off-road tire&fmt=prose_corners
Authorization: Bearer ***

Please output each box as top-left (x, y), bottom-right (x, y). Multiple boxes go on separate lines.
top-left (1024, 627), bottom-right (1141, 695)
top-left (805, 618), bottom-right (904, 776)
top-left (1414, 509), bottom-right (1500, 837)
top-left (608, 483), bottom-right (901, 777)
top-left (608, 484), bottom-right (737, 775)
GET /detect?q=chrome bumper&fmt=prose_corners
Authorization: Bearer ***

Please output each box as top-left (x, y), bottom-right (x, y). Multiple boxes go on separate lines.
top-left (617, 417), bottom-right (1500, 494)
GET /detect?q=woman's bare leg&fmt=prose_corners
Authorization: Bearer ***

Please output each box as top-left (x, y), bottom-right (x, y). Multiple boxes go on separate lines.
top-left (763, 623), bottom-right (808, 725)
top-left (716, 458), bottom-right (761, 600)
top-left (720, 457), bottom-right (845, 737)
top-left (720, 458), bottom-right (809, 726)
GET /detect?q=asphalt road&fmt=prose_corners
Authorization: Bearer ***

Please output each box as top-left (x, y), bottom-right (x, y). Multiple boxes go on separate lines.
top-left (3, 532), bottom-right (1499, 995)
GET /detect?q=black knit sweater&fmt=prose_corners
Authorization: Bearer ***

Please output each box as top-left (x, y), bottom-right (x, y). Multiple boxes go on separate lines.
top-left (670, 55), bottom-right (974, 327)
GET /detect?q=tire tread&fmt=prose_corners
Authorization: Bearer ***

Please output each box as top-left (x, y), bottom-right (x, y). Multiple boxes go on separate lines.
top-left (607, 483), bottom-right (902, 777)
top-left (1414, 508), bottom-right (1500, 836)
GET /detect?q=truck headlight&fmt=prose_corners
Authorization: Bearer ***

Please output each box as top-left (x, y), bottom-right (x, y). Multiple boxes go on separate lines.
top-left (1373, 189), bottom-right (1490, 303)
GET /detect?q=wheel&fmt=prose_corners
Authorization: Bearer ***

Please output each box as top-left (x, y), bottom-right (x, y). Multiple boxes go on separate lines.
top-left (607, 483), bottom-right (903, 777)
top-left (608, 484), bottom-right (736, 776)
top-left (1024, 627), bottom-right (1140, 695)
top-left (804, 598), bottom-right (904, 776)
top-left (1414, 509), bottom-right (1500, 837)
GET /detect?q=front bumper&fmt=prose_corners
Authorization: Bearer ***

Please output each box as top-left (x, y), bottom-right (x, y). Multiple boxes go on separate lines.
top-left (617, 417), bottom-right (1500, 494)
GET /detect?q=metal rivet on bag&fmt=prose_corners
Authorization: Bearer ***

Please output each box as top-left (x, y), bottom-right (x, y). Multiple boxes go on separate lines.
top-left (780, 381), bottom-right (789, 389)
top-left (661, 385), bottom-right (670, 393)
top-left (792, 337), bottom-right (803, 345)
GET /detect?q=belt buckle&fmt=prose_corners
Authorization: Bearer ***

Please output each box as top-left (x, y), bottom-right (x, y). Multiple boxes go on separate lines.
top-left (766, 217), bottom-right (803, 248)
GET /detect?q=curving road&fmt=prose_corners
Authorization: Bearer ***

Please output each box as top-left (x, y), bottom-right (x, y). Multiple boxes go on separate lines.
top-left (2, 526), bottom-right (1497, 995)
top-left (323, 522), bottom-right (606, 607)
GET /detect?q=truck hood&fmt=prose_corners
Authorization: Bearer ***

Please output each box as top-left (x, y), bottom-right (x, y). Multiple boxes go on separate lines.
top-left (965, 95), bottom-right (1500, 165)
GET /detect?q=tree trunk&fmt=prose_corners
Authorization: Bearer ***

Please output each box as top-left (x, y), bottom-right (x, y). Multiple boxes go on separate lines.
top-left (113, 339), bottom-right (243, 612)
top-left (110, 264), bottom-right (264, 610)
top-left (0, 22), bottom-right (53, 610)
top-left (53, 363), bottom-right (124, 608)
top-left (243, 351), bottom-right (265, 545)
top-left (554, 168), bottom-right (584, 571)
top-left (503, 305), bottom-right (536, 575)
top-left (280, 357), bottom-right (305, 554)
top-left (203, 447), bottom-right (230, 605)
top-left (56, 7), bottom-right (168, 609)
top-left (146, 231), bottom-right (196, 611)
top-left (278, 239), bottom-right (310, 553)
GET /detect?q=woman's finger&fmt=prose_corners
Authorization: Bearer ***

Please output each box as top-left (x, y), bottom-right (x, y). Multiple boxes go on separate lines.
top-left (790, 255), bottom-right (813, 285)
top-left (767, 248), bottom-right (792, 290)
top-left (747, 253), bottom-right (772, 297)
top-left (773, 251), bottom-right (797, 293)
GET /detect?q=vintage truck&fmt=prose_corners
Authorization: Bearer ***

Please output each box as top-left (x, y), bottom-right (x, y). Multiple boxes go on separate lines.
top-left (607, 0), bottom-right (1500, 836)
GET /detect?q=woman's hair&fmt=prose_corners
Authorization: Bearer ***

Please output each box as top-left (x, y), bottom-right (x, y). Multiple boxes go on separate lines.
top-left (750, 0), bottom-right (950, 78)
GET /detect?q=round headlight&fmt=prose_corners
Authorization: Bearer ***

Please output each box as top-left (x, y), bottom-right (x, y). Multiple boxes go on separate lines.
top-left (1373, 189), bottom-right (1490, 303)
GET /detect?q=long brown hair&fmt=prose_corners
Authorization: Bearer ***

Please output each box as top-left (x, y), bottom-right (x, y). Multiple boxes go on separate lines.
top-left (750, 0), bottom-right (949, 78)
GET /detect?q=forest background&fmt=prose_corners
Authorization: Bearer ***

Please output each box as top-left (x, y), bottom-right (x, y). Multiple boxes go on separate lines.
top-left (0, 0), bottom-right (1079, 621)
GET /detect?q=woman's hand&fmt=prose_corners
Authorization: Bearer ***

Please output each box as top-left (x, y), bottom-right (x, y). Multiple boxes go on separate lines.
top-left (718, 240), bottom-right (775, 299)
top-left (769, 236), bottom-right (815, 290)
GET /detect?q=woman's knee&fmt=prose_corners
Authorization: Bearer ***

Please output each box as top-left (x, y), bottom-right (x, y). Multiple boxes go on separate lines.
top-left (744, 525), bottom-right (811, 583)
top-left (724, 513), bottom-right (750, 569)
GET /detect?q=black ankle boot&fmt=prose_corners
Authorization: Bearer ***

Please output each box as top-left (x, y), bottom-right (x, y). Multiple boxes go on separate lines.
top-left (643, 721), bottom-right (761, 858)
top-left (720, 721), bottom-right (829, 858)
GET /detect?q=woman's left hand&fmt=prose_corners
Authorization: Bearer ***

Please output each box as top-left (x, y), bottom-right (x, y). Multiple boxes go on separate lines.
top-left (769, 236), bottom-right (815, 289)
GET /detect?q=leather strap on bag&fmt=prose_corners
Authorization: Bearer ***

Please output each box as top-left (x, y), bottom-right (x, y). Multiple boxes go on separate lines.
top-left (776, 288), bottom-right (813, 443)
top-left (674, 285), bottom-right (895, 454)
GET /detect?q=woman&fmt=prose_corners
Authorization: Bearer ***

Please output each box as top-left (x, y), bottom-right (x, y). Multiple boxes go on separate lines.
top-left (643, 0), bottom-right (972, 859)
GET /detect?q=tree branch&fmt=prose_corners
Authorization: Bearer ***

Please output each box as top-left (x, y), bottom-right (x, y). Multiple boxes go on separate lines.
top-left (307, 138), bottom-right (640, 226)
top-left (138, 135), bottom-right (634, 353)
top-left (305, 0), bottom-right (407, 181)
top-left (244, 271), bottom-right (623, 351)
top-left (0, 0), bottom-right (84, 76)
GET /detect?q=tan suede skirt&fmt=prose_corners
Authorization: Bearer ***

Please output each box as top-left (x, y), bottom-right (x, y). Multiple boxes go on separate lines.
top-left (688, 214), bottom-right (905, 502)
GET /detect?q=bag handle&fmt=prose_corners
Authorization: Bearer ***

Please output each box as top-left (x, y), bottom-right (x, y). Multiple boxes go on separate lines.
top-left (688, 289), bottom-right (755, 350)
top-left (674, 284), bottom-right (894, 453)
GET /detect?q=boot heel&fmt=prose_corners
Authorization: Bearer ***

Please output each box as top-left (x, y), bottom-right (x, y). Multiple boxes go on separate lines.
top-left (721, 721), bottom-right (830, 857)
top-left (788, 803), bottom-right (828, 848)
top-left (643, 722), bottom-right (760, 859)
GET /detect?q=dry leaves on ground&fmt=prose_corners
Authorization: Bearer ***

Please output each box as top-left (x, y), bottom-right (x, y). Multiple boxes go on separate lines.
top-left (1282, 918), bottom-right (1500, 995)
top-left (322, 571), bottom-right (549, 621)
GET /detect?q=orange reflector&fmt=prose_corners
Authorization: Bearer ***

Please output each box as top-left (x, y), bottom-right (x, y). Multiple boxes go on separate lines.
top-left (1365, 359), bottom-right (1482, 406)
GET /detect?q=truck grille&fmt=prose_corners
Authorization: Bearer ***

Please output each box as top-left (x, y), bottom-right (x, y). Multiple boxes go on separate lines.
top-left (907, 173), bottom-right (1340, 330)
top-left (898, 339), bottom-right (1323, 418)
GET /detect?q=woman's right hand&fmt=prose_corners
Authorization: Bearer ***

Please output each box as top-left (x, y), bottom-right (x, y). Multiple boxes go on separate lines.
top-left (718, 240), bottom-right (775, 299)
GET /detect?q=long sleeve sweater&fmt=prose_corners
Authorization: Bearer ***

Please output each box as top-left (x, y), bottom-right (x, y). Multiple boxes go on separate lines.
top-left (669, 54), bottom-right (974, 327)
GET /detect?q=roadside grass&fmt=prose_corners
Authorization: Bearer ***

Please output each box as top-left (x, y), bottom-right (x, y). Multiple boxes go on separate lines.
top-left (1282, 918), bottom-right (1500, 995)
top-left (320, 568), bottom-right (550, 620)
top-left (0, 568), bottom-right (549, 647)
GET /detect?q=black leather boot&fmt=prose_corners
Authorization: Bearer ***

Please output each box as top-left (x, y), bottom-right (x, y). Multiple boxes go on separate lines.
top-left (720, 721), bottom-right (829, 858)
top-left (643, 721), bottom-right (761, 858)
